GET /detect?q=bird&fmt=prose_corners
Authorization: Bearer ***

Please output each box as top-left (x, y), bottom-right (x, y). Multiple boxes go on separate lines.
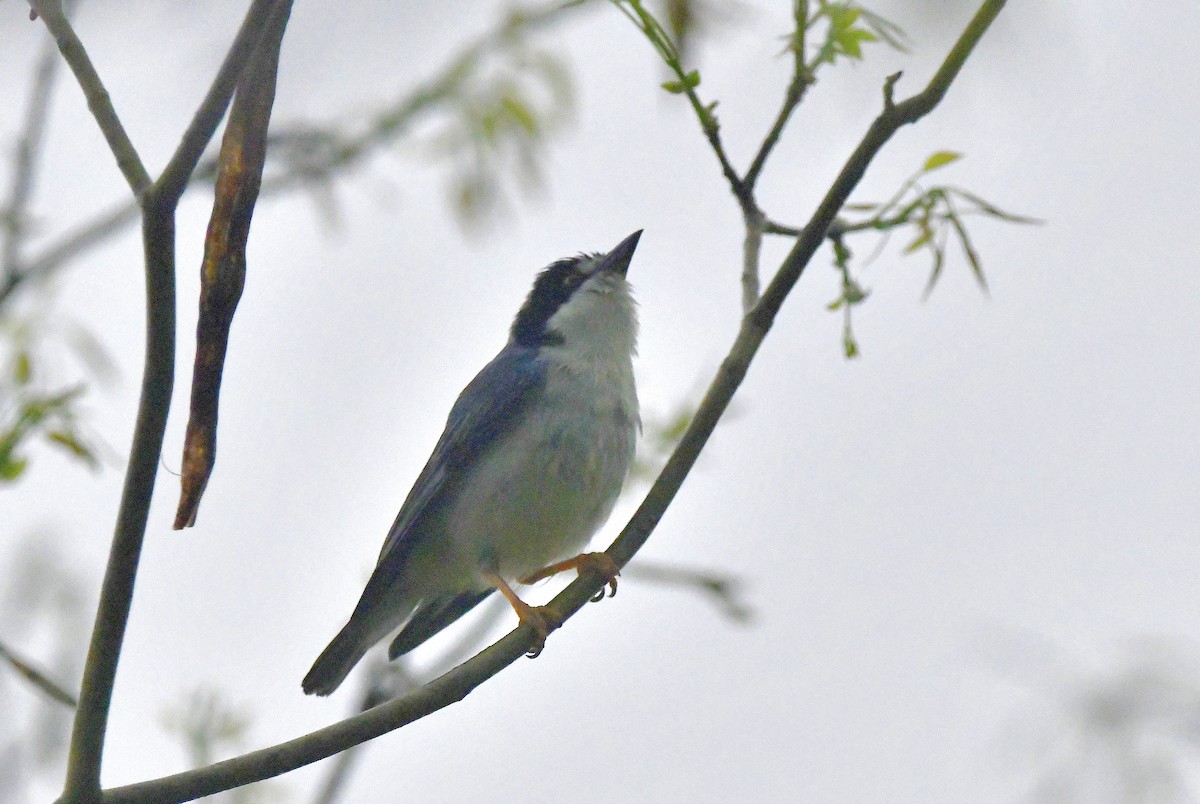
top-left (302, 230), bottom-right (643, 696)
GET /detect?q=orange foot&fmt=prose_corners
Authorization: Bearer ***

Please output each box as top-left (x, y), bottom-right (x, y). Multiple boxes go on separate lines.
top-left (521, 552), bottom-right (621, 603)
top-left (485, 571), bottom-right (563, 657)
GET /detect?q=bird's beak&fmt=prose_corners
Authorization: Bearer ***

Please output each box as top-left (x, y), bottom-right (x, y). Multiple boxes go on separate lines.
top-left (597, 230), bottom-right (643, 277)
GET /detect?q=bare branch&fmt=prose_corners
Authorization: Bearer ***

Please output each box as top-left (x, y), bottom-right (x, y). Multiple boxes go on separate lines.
top-left (2, 1), bottom-right (74, 293)
top-left (1, 199), bottom-right (139, 308)
top-left (156, 0), bottom-right (287, 204)
top-left (623, 560), bottom-right (753, 622)
top-left (0, 637), bottom-right (78, 709)
top-left (743, 0), bottom-right (810, 191)
top-left (27, 0), bottom-right (150, 195)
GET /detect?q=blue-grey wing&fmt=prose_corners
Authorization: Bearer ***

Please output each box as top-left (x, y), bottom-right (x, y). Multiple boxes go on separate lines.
top-left (375, 343), bottom-right (547, 566)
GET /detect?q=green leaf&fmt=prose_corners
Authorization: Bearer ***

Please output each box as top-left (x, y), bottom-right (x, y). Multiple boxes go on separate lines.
top-left (683, 69), bottom-right (700, 89)
top-left (922, 240), bottom-right (946, 300)
top-left (827, 297), bottom-right (844, 311)
top-left (842, 327), bottom-right (860, 358)
top-left (13, 351), bottom-right (32, 384)
top-left (922, 150), bottom-right (962, 172)
top-left (903, 224), bottom-right (934, 254)
top-left (836, 28), bottom-right (876, 59)
top-left (47, 430), bottom-right (98, 466)
top-left (946, 209), bottom-right (990, 295)
top-left (661, 79), bottom-right (688, 94)
top-left (948, 187), bottom-right (1043, 224)
top-left (0, 456), bottom-right (27, 481)
top-left (500, 96), bottom-right (537, 136)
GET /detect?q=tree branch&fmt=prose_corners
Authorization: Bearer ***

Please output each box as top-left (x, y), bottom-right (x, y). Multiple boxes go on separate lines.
top-left (3, 0), bottom-right (590, 308)
top-left (742, 0), bottom-right (809, 191)
top-left (0, 637), bottom-right (79, 709)
top-left (753, 0), bottom-right (1008, 331)
top-left (156, 0), bottom-right (286, 204)
top-left (58, 3), bottom-right (293, 801)
top-left (27, 0), bottom-right (150, 196)
top-left (90, 1), bottom-right (1007, 800)
top-left (1, 1), bottom-right (72, 295)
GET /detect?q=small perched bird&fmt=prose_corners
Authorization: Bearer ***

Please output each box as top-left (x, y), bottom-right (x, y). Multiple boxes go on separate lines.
top-left (302, 231), bottom-right (643, 696)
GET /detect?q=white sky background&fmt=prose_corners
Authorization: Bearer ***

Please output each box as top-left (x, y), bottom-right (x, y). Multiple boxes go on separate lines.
top-left (3, 1), bottom-right (1200, 801)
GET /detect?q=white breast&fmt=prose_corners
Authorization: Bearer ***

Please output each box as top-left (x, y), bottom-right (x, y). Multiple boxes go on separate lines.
top-left (446, 353), bottom-right (638, 584)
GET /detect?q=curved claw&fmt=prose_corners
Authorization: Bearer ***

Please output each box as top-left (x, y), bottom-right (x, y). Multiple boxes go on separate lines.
top-left (521, 605), bottom-right (561, 659)
top-left (590, 573), bottom-right (619, 602)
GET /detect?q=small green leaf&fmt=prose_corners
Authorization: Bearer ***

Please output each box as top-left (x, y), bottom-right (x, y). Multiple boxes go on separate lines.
top-left (13, 351), bottom-right (32, 384)
top-left (827, 297), bottom-right (844, 312)
top-left (843, 202), bottom-right (878, 212)
top-left (903, 224), bottom-right (934, 254)
top-left (922, 241), bottom-right (947, 300)
top-left (661, 79), bottom-right (687, 94)
top-left (922, 151), bottom-right (962, 172)
top-left (683, 69), bottom-right (700, 88)
top-left (836, 28), bottom-right (876, 59)
top-left (946, 210), bottom-right (990, 296)
top-left (0, 456), bottom-right (27, 481)
top-left (500, 96), bottom-right (537, 136)
top-left (47, 431), bottom-right (98, 466)
top-left (843, 328), bottom-right (860, 358)
top-left (948, 187), bottom-right (1043, 224)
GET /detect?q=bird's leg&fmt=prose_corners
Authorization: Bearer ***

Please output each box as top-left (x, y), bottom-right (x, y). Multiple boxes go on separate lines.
top-left (484, 571), bottom-right (562, 658)
top-left (521, 552), bottom-right (620, 603)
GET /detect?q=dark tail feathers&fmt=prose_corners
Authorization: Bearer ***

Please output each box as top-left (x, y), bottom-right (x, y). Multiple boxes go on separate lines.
top-left (302, 624), bottom-right (368, 696)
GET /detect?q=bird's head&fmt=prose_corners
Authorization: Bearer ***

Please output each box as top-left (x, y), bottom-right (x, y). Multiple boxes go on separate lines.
top-left (510, 230), bottom-right (641, 360)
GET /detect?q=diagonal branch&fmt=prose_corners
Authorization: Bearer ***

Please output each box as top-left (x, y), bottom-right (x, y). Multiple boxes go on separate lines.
top-left (1, 1), bottom-right (72, 295)
top-left (742, 0), bottom-right (810, 192)
top-left (94, 1), bottom-right (1007, 800)
top-left (27, 0), bottom-right (150, 196)
top-left (0, 637), bottom-right (79, 709)
top-left (156, 0), bottom-right (290, 204)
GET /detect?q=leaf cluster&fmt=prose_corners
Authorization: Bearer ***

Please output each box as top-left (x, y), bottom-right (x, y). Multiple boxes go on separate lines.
top-left (0, 332), bottom-right (98, 481)
top-left (827, 151), bottom-right (1039, 355)
top-left (808, 1), bottom-right (905, 65)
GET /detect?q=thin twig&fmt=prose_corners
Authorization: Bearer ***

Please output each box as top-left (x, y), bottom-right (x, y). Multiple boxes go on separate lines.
top-left (157, 0), bottom-right (284, 204)
top-left (95, 2), bottom-right (1007, 800)
top-left (0, 637), bottom-right (79, 709)
top-left (0, 199), bottom-right (139, 307)
top-left (27, 0), bottom-right (150, 196)
top-left (743, 0), bottom-right (810, 191)
top-left (622, 560), bottom-right (753, 622)
top-left (2, 1), bottom-right (74, 291)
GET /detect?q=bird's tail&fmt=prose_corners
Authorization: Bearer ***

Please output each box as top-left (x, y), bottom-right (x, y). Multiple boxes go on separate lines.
top-left (302, 623), bottom-right (371, 696)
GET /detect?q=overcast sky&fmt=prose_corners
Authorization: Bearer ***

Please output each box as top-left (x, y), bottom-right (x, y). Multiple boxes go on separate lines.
top-left (3, 1), bottom-right (1200, 802)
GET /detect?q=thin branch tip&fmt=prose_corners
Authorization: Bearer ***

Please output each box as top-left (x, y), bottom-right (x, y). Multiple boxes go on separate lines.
top-left (883, 70), bottom-right (903, 109)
